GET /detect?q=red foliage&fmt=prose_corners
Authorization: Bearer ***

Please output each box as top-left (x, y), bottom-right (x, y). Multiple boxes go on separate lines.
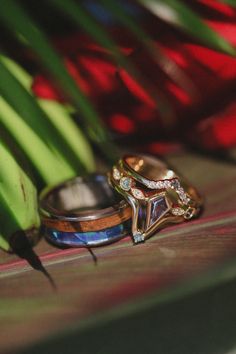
top-left (32, 2), bottom-right (236, 151)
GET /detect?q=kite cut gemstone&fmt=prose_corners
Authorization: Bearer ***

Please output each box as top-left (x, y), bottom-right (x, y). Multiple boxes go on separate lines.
top-left (131, 188), bottom-right (145, 200)
top-left (120, 177), bottom-right (132, 191)
top-left (149, 196), bottom-right (168, 228)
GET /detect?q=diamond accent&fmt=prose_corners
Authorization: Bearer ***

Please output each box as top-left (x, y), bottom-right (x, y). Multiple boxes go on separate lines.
top-left (131, 188), bottom-right (145, 200)
top-left (120, 177), bottom-right (132, 191)
top-left (156, 181), bottom-right (164, 189)
top-left (113, 167), bottom-right (121, 180)
top-left (171, 207), bottom-right (185, 216)
top-left (140, 175), bottom-right (191, 206)
top-left (176, 187), bottom-right (190, 205)
top-left (181, 195), bottom-right (190, 204)
top-left (133, 232), bottom-right (145, 244)
top-left (163, 180), bottom-right (171, 188)
top-left (178, 187), bottom-right (185, 195)
top-left (171, 178), bottom-right (180, 189)
top-left (147, 179), bottom-right (177, 190)
top-left (148, 181), bottom-right (156, 189)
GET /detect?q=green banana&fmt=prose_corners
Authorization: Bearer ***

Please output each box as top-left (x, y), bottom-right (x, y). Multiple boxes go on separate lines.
top-left (0, 142), bottom-right (40, 252)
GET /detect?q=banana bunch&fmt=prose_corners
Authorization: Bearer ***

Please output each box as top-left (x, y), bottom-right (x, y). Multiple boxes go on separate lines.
top-left (0, 56), bottom-right (95, 251)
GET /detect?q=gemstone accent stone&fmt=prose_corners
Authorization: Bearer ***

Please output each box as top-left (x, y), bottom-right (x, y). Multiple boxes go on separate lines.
top-left (181, 195), bottom-right (190, 204)
top-left (131, 188), bottom-right (145, 200)
top-left (148, 181), bottom-right (157, 189)
top-left (113, 167), bottom-right (121, 180)
top-left (147, 179), bottom-right (176, 190)
top-left (156, 181), bottom-right (164, 189)
top-left (120, 177), bottom-right (132, 191)
top-left (171, 178), bottom-right (180, 189)
top-left (178, 187), bottom-right (185, 195)
top-left (171, 207), bottom-right (185, 216)
top-left (176, 187), bottom-right (190, 205)
top-left (163, 180), bottom-right (171, 188)
top-left (133, 231), bottom-right (145, 243)
top-left (148, 196), bottom-right (168, 228)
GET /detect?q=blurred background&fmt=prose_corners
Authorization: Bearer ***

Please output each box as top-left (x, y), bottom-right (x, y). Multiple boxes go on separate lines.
top-left (2, 0), bottom-right (236, 161)
top-left (1, 1), bottom-right (236, 354)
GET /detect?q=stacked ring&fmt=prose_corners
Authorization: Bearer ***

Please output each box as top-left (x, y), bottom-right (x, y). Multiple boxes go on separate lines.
top-left (109, 154), bottom-right (202, 244)
top-left (39, 174), bottom-right (131, 247)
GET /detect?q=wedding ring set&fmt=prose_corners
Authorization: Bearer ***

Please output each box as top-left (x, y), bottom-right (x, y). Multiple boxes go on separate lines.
top-left (39, 155), bottom-right (203, 248)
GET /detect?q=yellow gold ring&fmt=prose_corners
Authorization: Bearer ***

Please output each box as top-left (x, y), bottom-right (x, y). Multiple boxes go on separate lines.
top-left (108, 154), bottom-right (203, 244)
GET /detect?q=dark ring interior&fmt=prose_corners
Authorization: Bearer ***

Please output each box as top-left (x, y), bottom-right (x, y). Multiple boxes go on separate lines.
top-left (40, 174), bottom-right (122, 216)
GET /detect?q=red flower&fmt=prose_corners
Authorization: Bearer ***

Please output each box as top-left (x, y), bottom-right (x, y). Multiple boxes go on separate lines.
top-left (32, 2), bottom-right (236, 151)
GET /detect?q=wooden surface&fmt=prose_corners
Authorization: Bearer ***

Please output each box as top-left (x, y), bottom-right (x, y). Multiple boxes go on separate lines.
top-left (1, 152), bottom-right (236, 354)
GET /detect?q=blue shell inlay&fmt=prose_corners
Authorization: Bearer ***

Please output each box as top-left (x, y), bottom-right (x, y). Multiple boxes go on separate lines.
top-left (43, 220), bottom-right (131, 248)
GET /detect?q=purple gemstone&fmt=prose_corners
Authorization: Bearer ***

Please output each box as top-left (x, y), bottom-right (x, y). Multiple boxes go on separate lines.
top-left (149, 196), bottom-right (168, 227)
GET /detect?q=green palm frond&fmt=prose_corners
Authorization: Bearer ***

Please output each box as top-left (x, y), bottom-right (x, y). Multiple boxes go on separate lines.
top-left (219, 0), bottom-right (236, 6)
top-left (139, 0), bottom-right (236, 55)
top-left (100, 0), bottom-right (197, 98)
top-left (0, 59), bottom-right (87, 173)
top-left (0, 0), bottom-right (116, 162)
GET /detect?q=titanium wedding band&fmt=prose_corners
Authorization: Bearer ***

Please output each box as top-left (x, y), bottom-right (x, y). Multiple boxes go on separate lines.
top-left (39, 174), bottom-right (131, 247)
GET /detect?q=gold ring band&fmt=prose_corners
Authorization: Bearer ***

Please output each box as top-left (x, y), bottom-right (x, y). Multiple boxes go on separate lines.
top-left (109, 154), bottom-right (203, 243)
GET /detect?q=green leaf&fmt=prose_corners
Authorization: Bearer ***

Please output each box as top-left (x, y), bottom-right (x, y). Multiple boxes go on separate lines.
top-left (0, 59), bottom-right (87, 174)
top-left (0, 0), bottom-right (117, 163)
top-left (1, 56), bottom-right (95, 173)
top-left (38, 99), bottom-right (95, 173)
top-left (0, 97), bottom-right (75, 185)
top-left (139, 0), bottom-right (236, 55)
top-left (0, 55), bottom-right (32, 89)
top-left (219, 0), bottom-right (236, 6)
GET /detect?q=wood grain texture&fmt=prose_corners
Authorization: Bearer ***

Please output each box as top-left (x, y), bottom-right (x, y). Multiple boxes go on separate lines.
top-left (41, 203), bottom-right (131, 232)
top-left (0, 152), bottom-right (236, 354)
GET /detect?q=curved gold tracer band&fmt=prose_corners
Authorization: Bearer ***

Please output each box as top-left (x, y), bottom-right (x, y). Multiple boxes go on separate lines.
top-left (108, 154), bottom-right (203, 244)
